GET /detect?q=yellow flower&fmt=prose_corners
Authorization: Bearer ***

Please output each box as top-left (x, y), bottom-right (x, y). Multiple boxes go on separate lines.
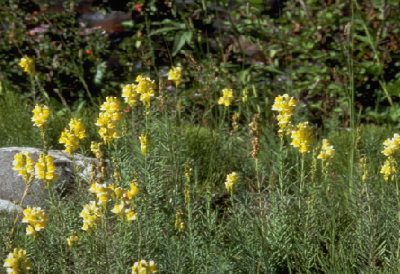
top-left (3, 248), bottom-right (31, 274)
top-left (96, 98), bottom-right (122, 144)
top-left (136, 75), bottom-right (156, 95)
top-left (225, 172), bottom-right (239, 192)
top-left (35, 153), bottom-right (59, 188)
top-left (80, 201), bottom-right (102, 234)
top-left (290, 122), bottom-right (315, 155)
top-left (89, 183), bottom-right (113, 209)
top-left (22, 206), bottom-right (48, 237)
top-left (317, 139), bottom-right (335, 162)
top-left (26, 225), bottom-right (37, 240)
top-left (140, 91), bottom-right (154, 107)
top-left (32, 104), bottom-right (51, 129)
top-left (13, 151), bottom-right (35, 183)
top-left (272, 94), bottom-right (296, 132)
top-left (139, 132), bottom-right (151, 156)
top-left (122, 84), bottom-right (140, 107)
top-left (19, 56), bottom-right (35, 75)
top-left (382, 134), bottom-right (400, 157)
top-left (381, 157), bottom-right (397, 182)
top-left (242, 88), bottom-right (248, 103)
top-left (59, 118), bottom-right (87, 156)
top-left (91, 141), bottom-right (102, 158)
top-left (132, 260), bottom-right (158, 274)
top-left (218, 88), bottom-right (234, 107)
top-left (67, 235), bottom-right (79, 249)
top-left (168, 66), bottom-right (182, 87)
top-left (127, 181), bottom-right (139, 200)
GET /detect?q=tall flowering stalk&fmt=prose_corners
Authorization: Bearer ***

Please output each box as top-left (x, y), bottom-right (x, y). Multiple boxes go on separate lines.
top-left (291, 122), bottom-right (315, 198)
top-left (317, 139), bottom-right (335, 178)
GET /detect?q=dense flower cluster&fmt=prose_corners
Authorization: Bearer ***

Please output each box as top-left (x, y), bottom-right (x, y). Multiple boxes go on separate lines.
top-left (225, 172), bottom-right (239, 192)
top-left (382, 134), bottom-right (400, 157)
top-left (13, 151), bottom-right (35, 183)
top-left (88, 183), bottom-right (114, 209)
top-left (290, 122), bottom-right (315, 155)
top-left (218, 88), bottom-right (234, 107)
top-left (110, 182), bottom-right (139, 223)
top-left (122, 83), bottom-right (140, 107)
top-left (80, 201), bottom-right (103, 234)
top-left (22, 206), bottom-right (48, 240)
top-left (317, 139), bottom-right (335, 162)
top-left (32, 104), bottom-right (51, 129)
top-left (140, 132), bottom-right (151, 156)
top-left (3, 248), bottom-right (31, 274)
top-left (95, 97), bottom-right (123, 144)
top-left (19, 56), bottom-right (35, 75)
top-left (380, 134), bottom-right (400, 182)
top-left (59, 118), bottom-right (87, 156)
top-left (272, 94), bottom-right (296, 136)
top-left (168, 66), bottom-right (182, 87)
top-left (132, 260), bottom-right (158, 274)
top-left (136, 75), bottom-right (156, 107)
top-left (35, 153), bottom-right (59, 188)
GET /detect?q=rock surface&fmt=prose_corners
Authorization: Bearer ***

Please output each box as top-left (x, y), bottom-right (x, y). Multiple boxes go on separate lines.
top-left (0, 147), bottom-right (107, 214)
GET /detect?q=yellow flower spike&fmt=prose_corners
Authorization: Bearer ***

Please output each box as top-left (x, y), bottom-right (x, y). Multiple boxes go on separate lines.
top-left (67, 235), bottom-right (79, 249)
top-left (32, 104), bottom-right (51, 129)
top-left (242, 88), bottom-right (248, 103)
top-left (22, 206), bottom-right (48, 238)
top-left (290, 122), bottom-right (315, 155)
top-left (13, 151), bottom-right (35, 183)
top-left (132, 260), bottom-right (158, 274)
top-left (35, 153), bottom-right (59, 188)
top-left (136, 75), bottom-right (156, 95)
top-left (96, 97), bottom-right (122, 144)
top-left (3, 248), bottom-right (31, 274)
top-left (19, 56), bottom-right (35, 75)
top-left (218, 88), bottom-right (234, 107)
top-left (382, 134), bottom-right (400, 157)
top-left (225, 172), bottom-right (239, 192)
top-left (122, 83), bottom-right (140, 107)
top-left (317, 139), bottom-right (335, 162)
top-left (80, 201), bottom-right (102, 234)
top-left (139, 132), bottom-right (151, 156)
top-left (272, 94), bottom-right (296, 134)
top-left (168, 66), bottom-right (182, 87)
top-left (381, 157), bottom-right (397, 182)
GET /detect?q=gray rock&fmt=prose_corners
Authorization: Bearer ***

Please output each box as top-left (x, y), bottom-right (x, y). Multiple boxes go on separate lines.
top-left (0, 147), bottom-right (110, 214)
